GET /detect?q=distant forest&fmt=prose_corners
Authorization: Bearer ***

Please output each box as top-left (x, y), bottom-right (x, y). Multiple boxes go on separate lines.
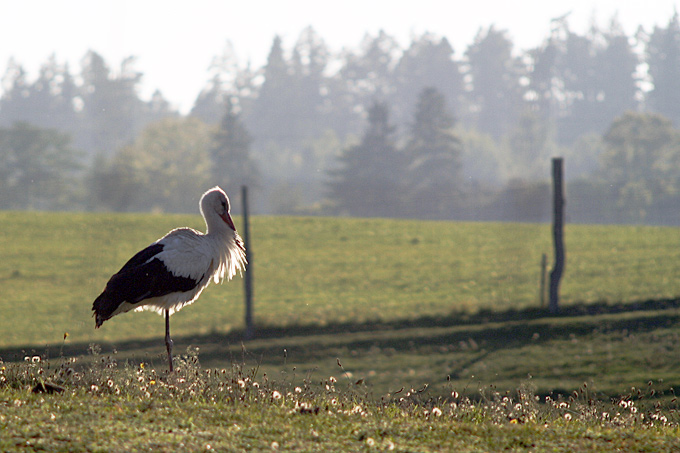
top-left (3, 13), bottom-right (680, 225)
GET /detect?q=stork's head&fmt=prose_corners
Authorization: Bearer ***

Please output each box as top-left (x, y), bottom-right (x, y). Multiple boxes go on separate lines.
top-left (201, 186), bottom-right (237, 232)
top-left (200, 186), bottom-right (247, 278)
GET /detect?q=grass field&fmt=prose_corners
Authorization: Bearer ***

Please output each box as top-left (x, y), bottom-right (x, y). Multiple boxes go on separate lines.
top-left (2, 211), bottom-right (680, 450)
top-left (1, 211), bottom-right (679, 348)
top-left (2, 353), bottom-right (679, 451)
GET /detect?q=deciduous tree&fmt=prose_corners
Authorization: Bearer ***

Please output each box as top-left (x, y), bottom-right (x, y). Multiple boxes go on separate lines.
top-left (0, 122), bottom-right (81, 209)
top-left (600, 111), bottom-right (680, 220)
top-left (93, 117), bottom-right (213, 212)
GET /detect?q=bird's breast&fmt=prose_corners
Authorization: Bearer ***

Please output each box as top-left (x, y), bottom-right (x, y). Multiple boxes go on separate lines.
top-left (155, 235), bottom-right (215, 282)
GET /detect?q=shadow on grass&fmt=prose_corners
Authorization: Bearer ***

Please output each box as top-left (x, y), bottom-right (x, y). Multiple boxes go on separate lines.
top-left (2, 297), bottom-right (679, 368)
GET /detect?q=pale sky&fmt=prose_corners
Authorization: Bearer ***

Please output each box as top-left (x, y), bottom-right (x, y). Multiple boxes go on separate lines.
top-left (1, 0), bottom-right (678, 113)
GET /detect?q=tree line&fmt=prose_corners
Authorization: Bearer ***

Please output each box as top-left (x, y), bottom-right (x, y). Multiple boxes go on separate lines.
top-left (3, 13), bottom-right (680, 223)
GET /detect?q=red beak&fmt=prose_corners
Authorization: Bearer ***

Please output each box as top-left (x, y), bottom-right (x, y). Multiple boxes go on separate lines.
top-left (220, 212), bottom-right (237, 231)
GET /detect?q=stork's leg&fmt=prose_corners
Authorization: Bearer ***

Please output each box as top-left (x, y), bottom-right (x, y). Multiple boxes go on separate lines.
top-left (165, 309), bottom-right (174, 372)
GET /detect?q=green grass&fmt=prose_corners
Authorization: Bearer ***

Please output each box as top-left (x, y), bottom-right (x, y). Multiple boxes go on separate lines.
top-left (2, 211), bottom-right (680, 449)
top-left (2, 351), bottom-right (680, 452)
top-left (1, 211), bottom-right (679, 397)
top-left (2, 211), bottom-right (680, 398)
top-left (1, 212), bottom-right (679, 348)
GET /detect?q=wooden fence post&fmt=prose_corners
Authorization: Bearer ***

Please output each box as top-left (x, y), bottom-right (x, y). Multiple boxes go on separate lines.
top-left (549, 158), bottom-right (565, 314)
top-left (241, 185), bottom-right (254, 340)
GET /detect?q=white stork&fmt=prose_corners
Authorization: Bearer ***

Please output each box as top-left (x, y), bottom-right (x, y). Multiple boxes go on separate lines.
top-left (92, 186), bottom-right (246, 371)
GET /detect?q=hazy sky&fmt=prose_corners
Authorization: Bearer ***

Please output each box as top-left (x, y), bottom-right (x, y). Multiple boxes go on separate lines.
top-left (1, 0), bottom-right (678, 112)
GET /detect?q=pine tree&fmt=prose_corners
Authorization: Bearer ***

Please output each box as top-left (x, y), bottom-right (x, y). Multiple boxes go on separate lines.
top-left (646, 11), bottom-right (680, 126)
top-left (0, 56), bottom-right (79, 133)
top-left (596, 21), bottom-right (639, 133)
top-left (79, 52), bottom-right (146, 158)
top-left (527, 17), bottom-right (638, 143)
top-left (247, 36), bottom-right (294, 144)
top-left (392, 33), bottom-right (465, 127)
top-left (211, 98), bottom-right (260, 207)
top-left (465, 26), bottom-right (525, 139)
top-left (335, 30), bottom-right (401, 136)
top-left (404, 87), bottom-right (463, 218)
top-left (191, 74), bottom-right (225, 124)
top-left (327, 101), bottom-right (405, 217)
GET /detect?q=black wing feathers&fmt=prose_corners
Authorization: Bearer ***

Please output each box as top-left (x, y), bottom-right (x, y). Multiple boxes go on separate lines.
top-left (92, 243), bottom-right (199, 327)
top-left (118, 243), bottom-right (165, 273)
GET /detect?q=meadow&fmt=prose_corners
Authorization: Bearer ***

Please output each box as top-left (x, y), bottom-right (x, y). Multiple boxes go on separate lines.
top-left (2, 211), bottom-right (680, 450)
top-left (1, 211), bottom-right (679, 347)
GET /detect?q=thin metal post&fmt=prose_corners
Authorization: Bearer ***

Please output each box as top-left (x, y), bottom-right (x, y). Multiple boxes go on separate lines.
top-left (241, 185), bottom-right (254, 340)
top-left (549, 158), bottom-right (565, 314)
